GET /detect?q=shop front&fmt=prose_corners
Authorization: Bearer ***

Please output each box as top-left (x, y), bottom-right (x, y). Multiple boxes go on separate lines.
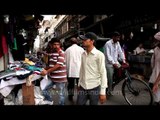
top-left (127, 53), bottom-right (152, 79)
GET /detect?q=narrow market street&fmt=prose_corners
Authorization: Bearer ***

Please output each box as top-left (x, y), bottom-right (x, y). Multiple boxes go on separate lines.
top-left (53, 80), bottom-right (129, 105)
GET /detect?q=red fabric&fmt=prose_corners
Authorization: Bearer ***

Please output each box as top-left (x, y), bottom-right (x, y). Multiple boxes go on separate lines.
top-left (2, 35), bottom-right (8, 54)
top-left (0, 38), bottom-right (3, 58)
top-left (0, 35), bottom-right (8, 58)
top-left (0, 50), bottom-right (3, 58)
top-left (117, 69), bottom-right (122, 78)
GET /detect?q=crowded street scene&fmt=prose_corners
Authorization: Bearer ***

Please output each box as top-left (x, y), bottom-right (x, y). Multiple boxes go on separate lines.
top-left (0, 14), bottom-right (160, 105)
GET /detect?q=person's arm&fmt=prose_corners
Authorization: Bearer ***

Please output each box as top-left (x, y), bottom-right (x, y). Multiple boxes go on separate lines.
top-left (99, 53), bottom-right (108, 103)
top-left (137, 48), bottom-right (146, 55)
top-left (77, 55), bottom-right (83, 91)
top-left (41, 64), bottom-right (61, 76)
top-left (151, 49), bottom-right (155, 69)
top-left (153, 72), bottom-right (160, 93)
top-left (99, 53), bottom-right (108, 95)
top-left (64, 49), bottom-right (69, 75)
top-left (47, 64), bottom-right (61, 73)
top-left (41, 51), bottom-right (65, 76)
top-left (104, 42), bottom-right (115, 64)
top-left (117, 42), bottom-right (126, 63)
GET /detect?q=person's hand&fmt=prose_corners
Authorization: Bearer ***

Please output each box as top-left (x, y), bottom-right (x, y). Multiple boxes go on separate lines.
top-left (122, 62), bottom-right (129, 68)
top-left (152, 84), bottom-right (159, 93)
top-left (123, 62), bottom-right (129, 65)
top-left (113, 64), bottom-right (120, 69)
top-left (40, 69), bottom-right (48, 76)
top-left (139, 50), bottom-right (146, 55)
top-left (99, 95), bottom-right (107, 104)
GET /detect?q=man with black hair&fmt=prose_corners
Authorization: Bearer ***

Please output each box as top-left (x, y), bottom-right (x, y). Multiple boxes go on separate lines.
top-left (104, 31), bottom-right (127, 96)
top-left (41, 38), bottom-right (67, 105)
top-left (77, 32), bottom-right (108, 105)
top-left (65, 37), bottom-right (84, 102)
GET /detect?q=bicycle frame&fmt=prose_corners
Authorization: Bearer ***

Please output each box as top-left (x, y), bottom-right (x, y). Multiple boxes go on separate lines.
top-left (112, 67), bottom-right (140, 95)
top-left (112, 67), bottom-right (128, 88)
top-left (112, 64), bottom-right (153, 105)
top-left (124, 69), bottom-right (140, 95)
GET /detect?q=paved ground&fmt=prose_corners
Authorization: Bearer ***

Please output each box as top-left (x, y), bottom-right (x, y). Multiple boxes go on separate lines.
top-left (1, 78), bottom-right (153, 105)
top-left (51, 80), bottom-right (128, 105)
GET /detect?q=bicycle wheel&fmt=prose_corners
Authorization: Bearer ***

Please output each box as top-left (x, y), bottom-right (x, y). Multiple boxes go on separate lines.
top-left (122, 78), bottom-right (153, 105)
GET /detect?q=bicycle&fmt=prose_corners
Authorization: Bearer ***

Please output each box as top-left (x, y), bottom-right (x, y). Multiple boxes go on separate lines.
top-left (111, 63), bottom-right (153, 105)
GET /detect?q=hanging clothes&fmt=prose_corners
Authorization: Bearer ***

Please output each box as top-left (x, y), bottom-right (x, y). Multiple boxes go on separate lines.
top-left (11, 34), bottom-right (25, 61)
top-left (0, 40), bottom-right (3, 58)
top-left (0, 18), bottom-right (8, 58)
top-left (1, 35), bottom-right (8, 55)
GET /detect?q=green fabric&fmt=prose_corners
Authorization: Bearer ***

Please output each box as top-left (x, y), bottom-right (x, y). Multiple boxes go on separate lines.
top-left (25, 65), bottom-right (43, 71)
top-left (99, 47), bottom-right (104, 53)
top-left (13, 38), bottom-right (18, 50)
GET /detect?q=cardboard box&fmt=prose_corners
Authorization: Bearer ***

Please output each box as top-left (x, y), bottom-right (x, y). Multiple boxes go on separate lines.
top-left (22, 83), bottom-right (35, 105)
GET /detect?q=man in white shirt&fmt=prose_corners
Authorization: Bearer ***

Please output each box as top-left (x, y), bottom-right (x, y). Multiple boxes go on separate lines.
top-left (104, 31), bottom-right (126, 95)
top-left (77, 32), bottom-right (108, 105)
top-left (134, 43), bottom-right (146, 55)
top-left (65, 37), bottom-right (84, 101)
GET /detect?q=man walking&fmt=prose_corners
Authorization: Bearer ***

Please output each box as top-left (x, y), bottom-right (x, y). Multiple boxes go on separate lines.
top-left (65, 37), bottom-right (84, 101)
top-left (77, 32), bottom-right (108, 105)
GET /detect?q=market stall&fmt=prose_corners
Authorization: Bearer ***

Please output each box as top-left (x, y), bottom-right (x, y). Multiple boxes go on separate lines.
top-left (127, 53), bottom-right (152, 79)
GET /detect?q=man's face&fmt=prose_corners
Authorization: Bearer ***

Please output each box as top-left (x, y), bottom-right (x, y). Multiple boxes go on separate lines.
top-left (52, 42), bottom-right (61, 51)
top-left (139, 44), bottom-right (143, 48)
top-left (82, 38), bottom-right (94, 47)
top-left (113, 36), bottom-right (120, 43)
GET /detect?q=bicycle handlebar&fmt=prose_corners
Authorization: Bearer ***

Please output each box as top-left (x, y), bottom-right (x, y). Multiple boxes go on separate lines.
top-left (121, 63), bottom-right (129, 69)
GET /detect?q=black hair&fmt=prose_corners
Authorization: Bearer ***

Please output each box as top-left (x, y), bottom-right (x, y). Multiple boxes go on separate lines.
top-left (112, 31), bottom-right (120, 37)
top-left (50, 37), bottom-right (61, 44)
top-left (70, 37), bottom-right (78, 44)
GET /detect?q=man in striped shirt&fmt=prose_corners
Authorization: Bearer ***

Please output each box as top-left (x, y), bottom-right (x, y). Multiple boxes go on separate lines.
top-left (41, 38), bottom-right (67, 105)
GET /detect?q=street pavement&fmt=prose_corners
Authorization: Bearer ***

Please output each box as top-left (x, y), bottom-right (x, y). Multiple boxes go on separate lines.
top-left (51, 80), bottom-right (128, 105)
